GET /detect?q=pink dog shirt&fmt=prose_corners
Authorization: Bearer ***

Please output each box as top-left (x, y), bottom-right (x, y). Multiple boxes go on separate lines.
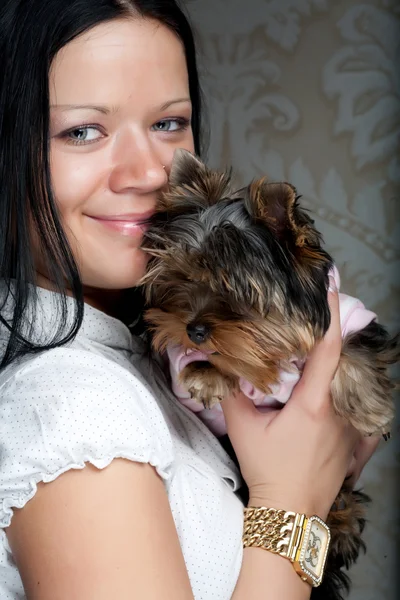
top-left (166, 267), bottom-right (376, 436)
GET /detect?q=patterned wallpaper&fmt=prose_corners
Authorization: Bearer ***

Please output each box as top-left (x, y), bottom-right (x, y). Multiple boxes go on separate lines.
top-left (185, 1), bottom-right (400, 598)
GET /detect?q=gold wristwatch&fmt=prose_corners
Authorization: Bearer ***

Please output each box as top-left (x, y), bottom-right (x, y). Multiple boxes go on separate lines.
top-left (243, 507), bottom-right (331, 587)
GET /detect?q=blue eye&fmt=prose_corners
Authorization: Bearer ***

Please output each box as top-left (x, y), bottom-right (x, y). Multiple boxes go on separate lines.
top-left (65, 126), bottom-right (104, 145)
top-left (152, 118), bottom-right (190, 132)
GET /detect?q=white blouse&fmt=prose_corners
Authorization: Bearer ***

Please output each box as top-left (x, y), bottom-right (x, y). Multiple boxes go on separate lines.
top-left (0, 287), bottom-right (244, 600)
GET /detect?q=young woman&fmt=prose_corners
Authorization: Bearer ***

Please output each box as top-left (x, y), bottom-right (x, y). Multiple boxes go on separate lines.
top-left (0, 1), bottom-right (378, 599)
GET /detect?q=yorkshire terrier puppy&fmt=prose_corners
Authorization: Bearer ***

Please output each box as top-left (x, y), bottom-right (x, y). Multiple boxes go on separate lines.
top-left (140, 149), bottom-right (399, 599)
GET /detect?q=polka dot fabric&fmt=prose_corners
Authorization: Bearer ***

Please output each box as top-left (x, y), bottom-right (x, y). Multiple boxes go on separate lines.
top-left (0, 287), bottom-right (244, 599)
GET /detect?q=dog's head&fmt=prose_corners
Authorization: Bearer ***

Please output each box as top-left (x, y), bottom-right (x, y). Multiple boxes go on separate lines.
top-left (140, 149), bottom-right (333, 391)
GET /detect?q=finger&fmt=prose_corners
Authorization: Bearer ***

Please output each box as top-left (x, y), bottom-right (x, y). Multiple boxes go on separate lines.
top-left (220, 391), bottom-right (277, 435)
top-left (296, 280), bottom-right (342, 398)
top-left (220, 390), bottom-right (258, 426)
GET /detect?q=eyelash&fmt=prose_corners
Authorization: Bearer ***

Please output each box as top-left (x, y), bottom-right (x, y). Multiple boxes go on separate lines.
top-left (60, 117), bottom-right (191, 146)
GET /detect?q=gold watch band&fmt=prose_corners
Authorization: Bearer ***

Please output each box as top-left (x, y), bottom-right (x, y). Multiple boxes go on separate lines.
top-left (243, 506), bottom-right (302, 558)
top-left (242, 506), bottom-right (331, 588)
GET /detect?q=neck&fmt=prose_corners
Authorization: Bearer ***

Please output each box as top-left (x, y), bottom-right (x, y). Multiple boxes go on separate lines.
top-left (83, 287), bottom-right (129, 321)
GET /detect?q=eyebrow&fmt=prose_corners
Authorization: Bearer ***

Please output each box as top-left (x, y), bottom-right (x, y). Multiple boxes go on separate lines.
top-left (50, 97), bottom-right (191, 114)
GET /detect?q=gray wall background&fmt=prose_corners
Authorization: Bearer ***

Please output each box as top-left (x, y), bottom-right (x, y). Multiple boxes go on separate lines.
top-left (185, 1), bottom-right (400, 598)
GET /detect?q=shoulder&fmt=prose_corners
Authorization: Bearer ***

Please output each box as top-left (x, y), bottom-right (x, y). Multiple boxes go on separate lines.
top-left (0, 347), bottom-right (175, 528)
top-left (0, 346), bottom-right (171, 443)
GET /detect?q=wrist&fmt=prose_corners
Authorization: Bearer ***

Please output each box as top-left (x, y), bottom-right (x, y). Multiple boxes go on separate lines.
top-left (248, 489), bottom-right (330, 521)
top-left (243, 505), bottom-right (332, 589)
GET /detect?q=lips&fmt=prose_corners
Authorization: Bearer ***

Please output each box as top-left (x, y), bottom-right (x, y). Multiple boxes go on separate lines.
top-left (93, 210), bottom-right (155, 222)
top-left (87, 210), bottom-right (155, 236)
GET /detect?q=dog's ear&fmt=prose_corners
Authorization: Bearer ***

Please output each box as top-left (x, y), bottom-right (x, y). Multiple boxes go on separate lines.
top-left (244, 178), bottom-right (321, 248)
top-left (159, 148), bottom-right (232, 210)
top-left (244, 178), bottom-right (331, 273)
top-left (169, 148), bottom-right (206, 187)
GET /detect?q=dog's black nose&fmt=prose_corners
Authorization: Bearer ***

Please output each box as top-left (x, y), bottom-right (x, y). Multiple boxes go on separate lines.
top-left (186, 323), bottom-right (210, 344)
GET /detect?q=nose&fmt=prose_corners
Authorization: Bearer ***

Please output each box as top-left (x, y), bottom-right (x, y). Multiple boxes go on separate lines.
top-left (109, 130), bottom-right (168, 194)
top-left (186, 323), bottom-right (211, 344)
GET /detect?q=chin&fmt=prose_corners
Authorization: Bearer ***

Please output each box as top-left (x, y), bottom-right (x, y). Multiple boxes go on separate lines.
top-left (83, 250), bottom-right (148, 291)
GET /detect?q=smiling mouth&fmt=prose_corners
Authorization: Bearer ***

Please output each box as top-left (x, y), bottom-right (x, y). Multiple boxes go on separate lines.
top-left (87, 214), bottom-right (153, 236)
top-left (92, 209), bottom-right (155, 221)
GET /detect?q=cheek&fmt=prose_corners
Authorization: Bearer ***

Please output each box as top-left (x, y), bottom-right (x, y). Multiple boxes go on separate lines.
top-left (164, 132), bottom-right (195, 167)
top-left (183, 133), bottom-right (195, 154)
top-left (181, 133), bottom-right (195, 154)
top-left (50, 146), bottom-right (105, 216)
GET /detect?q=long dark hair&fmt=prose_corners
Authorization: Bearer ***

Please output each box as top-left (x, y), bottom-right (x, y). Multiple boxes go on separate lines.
top-left (0, 0), bottom-right (206, 369)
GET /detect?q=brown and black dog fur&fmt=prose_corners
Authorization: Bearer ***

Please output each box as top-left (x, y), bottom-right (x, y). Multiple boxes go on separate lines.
top-left (140, 149), bottom-right (399, 599)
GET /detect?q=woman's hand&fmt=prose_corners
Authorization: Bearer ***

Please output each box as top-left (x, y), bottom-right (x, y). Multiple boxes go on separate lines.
top-left (221, 285), bottom-right (363, 520)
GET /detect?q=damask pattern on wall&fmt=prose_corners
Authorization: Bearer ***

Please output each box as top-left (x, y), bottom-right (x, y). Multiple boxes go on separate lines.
top-left (185, 1), bottom-right (400, 598)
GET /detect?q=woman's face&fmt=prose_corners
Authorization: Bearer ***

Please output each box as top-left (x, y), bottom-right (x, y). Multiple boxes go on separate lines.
top-left (48, 18), bottom-right (194, 292)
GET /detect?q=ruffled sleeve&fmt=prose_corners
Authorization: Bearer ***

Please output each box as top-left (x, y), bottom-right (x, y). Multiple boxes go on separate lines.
top-left (0, 348), bottom-right (175, 528)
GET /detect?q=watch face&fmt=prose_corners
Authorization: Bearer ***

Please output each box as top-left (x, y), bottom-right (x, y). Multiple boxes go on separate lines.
top-left (299, 516), bottom-right (331, 585)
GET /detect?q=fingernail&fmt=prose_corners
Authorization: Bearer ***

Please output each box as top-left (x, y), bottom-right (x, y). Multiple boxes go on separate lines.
top-left (328, 275), bottom-right (338, 293)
